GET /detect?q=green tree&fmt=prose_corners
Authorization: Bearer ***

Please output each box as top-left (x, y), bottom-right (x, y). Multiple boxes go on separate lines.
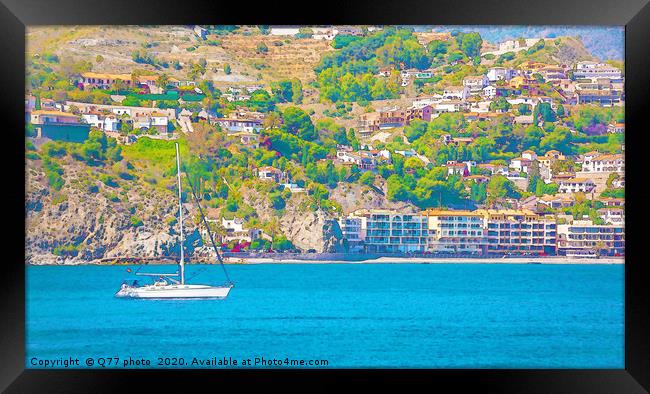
top-left (248, 89), bottom-right (275, 112)
top-left (533, 102), bottom-right (556, 123)
top-left (427, 40), bottom-right (449, 58)
top-left (282, 106), bottom-right (316, 141)
top-left (487, 175), bottom-right (520, 202)
top-left (489, 97), bottom-right (512, 112)
top-left (359, 171), bottom-right (375, 186)
top-left (517, 103), bottom-right (532, 115)
top-left (458, 32), bottom-right (483, 58)
top-left (256, 42), bottom-right (269, 54)
top-left (272, 235), bottom-right (294, 251)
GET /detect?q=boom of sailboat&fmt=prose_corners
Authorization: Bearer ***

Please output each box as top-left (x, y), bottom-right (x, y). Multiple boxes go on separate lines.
top-left (115, 142), bottom-right (234, 299)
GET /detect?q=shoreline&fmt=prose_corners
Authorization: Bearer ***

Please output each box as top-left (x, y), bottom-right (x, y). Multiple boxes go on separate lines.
top-left (221, 256), bottom-right (624, 265)
top-left (28, 256), bottom-right (625, 265)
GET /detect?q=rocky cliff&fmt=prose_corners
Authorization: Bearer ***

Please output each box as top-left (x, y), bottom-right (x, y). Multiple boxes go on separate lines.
top-left (25, 156), bottom-right (203, 264)
top-left (26, 156), bottom-right (352, 263)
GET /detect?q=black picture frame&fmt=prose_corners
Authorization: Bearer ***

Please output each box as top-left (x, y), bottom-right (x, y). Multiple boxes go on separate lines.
top-left (2, 0), bottom-right (648, 391)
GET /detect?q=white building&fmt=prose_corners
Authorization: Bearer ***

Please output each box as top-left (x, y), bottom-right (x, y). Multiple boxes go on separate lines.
top-left (358, 210), bottom-right (429, 253)
top-left (219, 217), bottom-right (263, 243)
top-left (521, 150), bottom-right (537, 161)
top-left (557, 219), bottom-right (624, 257)
top-left (478, 163), bottom-right (508, 175)
top-left (412, 95), bottom-right (443, 108)
top-left (483, 85), bottom-right (497, 99)
top-left (557, 178), bottom-right (596, 193)
top-left (281, 183), bottom-right (306, 193)
top-left (150, 112), bottom-right (169, 133)
top-left (509, 157), bottom-right (533, 174)
top-left (498, 38), bottom-right (542, 52)
top-left (81, 113), bottom-right (104, 129)
top-left (506, 97), bottom-right (538, 107)
top-left (338, 216), bottom-right (365, 253)
top-left (336, 150), bottom-right (360, 165)
top-left (434, 100), bottom-right (468, 113)
top-left (607, 123), bottom-right (625, 134)
top-left (486, 67), bottom-right (518, 82)
top-left (133, 117), bottom-right (152, 131)
top-left (104, 115), bottom-right (120, 132)
top-left (257, 166), bottom-right (284, 182)
top-left (442, 86), bottom-right (470, 100)
top-left (214, 118), bottom-right (263, 133)
top-left (574, 61), bottom-right (623, 81)
top-left (581, 153), bottom-right (624, 173)
top-left (423, 210), bottom-right (486, 254)
top-left (597, 208), bottom-right (625, 225)
top-left (269, 26), bottom-right (301, 36)
top-left (463, 75), bottom-right (489, 93)
top-left (445, 161), bottom-right (468, 176)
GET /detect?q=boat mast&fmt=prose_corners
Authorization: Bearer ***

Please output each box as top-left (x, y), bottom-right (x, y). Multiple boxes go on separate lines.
top-left (175, 142), bottom-right (185, 285)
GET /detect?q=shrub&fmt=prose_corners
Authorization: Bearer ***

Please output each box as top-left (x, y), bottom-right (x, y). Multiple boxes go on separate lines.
top-left (130, 216), bottom-right (144, 227)
top-left (51, 194), bottom-right (68, 205)
top-left (53, 244), bottom-right (79, 257)
top-left (43, 159), bottom-right (65, 191)
top-left (99, 174), bottom-right (119, 187)
top-left (41, 141), bottom-right (67, 158)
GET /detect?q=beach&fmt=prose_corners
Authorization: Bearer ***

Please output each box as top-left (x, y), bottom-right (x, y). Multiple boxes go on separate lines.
top-left (29, 254), bottom-right (625, 266)
top-left (222, 256), bottom-right (625, 265)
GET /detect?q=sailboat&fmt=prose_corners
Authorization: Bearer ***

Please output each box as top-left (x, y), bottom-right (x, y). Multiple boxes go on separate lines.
top-left (115, 143), bottom-right (234, 299)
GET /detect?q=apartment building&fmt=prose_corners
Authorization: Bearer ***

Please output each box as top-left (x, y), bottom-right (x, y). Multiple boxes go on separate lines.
top-left (345, 209), bottom-right (429, 253)
top-left (557, 220), bottom-right (625, 257)
top-left (480, 209), bottom-right (557, 255)
top-left (422, 210), bottom-right (487, 254)
top-left (558, 178), bottom-right (596, 193)
top-left (581, 153), bottom-right (624, 173)
top-left (463, 75), bottom-right (489, 93)
top-left (338, 216), bottom-right (365, 253)
top-left (338, 209), bottom-right (623, 257)
top-left (574, 61), bottom-right (623, 81)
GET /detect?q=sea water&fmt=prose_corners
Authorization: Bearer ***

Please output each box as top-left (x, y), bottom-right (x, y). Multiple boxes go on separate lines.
top-left (26, 263), bottom-right (623, 368)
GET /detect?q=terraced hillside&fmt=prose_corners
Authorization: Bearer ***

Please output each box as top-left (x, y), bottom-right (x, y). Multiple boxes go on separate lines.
top-left (219, 34), bottom-right (335, 84)
top-left (27, 26), bottom-right (335, 89)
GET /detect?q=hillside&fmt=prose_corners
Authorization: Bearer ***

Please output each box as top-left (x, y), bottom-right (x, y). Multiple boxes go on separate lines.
top-left (425, 25), bottom-right (624, 60)
top-left (24, 26), bottom-right (625, 263)
top-left (27, 25), bottom-right (334, 90)
top-left (480, 36), bottom-right (597, 67)
top-left (25, 135), bottom-right (371, 262)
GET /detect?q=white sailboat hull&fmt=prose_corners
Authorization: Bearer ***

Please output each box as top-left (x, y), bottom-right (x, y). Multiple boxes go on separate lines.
top-left (115, 143), bottom-right (234, 300)
top-left (115, 283), bottom-right (233, 299)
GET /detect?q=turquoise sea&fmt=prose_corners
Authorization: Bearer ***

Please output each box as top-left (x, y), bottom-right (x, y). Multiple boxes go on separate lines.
top-left (26, 263), bottom-right (624, 368)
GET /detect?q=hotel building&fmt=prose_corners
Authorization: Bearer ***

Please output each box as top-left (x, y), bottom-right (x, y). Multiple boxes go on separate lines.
top-left (338, 209), bottom-right (623, 257)
top-left (557, 220), bottom-right (625, 257)
top-left (342, 209), bottom-right (429, 253)
top-left (338, 215), bottom-right (365, 253)
top-left (480, 209), bottom-right (557, 255)
top-left (421, 210), bottom-right (487, 254)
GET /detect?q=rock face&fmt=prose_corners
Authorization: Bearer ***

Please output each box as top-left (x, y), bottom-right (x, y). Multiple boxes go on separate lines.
top-left (322, 219), bottom-right (347, 253)
top-left (241, 185), bottom-right (332, 252)
top-left (330, 182), bottom-right (418, 215)
top-left (25, 158), bottom-right (203, 264)
top-left (26, 158), bottom-right (414, 262)
top-left (280, 206), bottom-right (328, 252)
